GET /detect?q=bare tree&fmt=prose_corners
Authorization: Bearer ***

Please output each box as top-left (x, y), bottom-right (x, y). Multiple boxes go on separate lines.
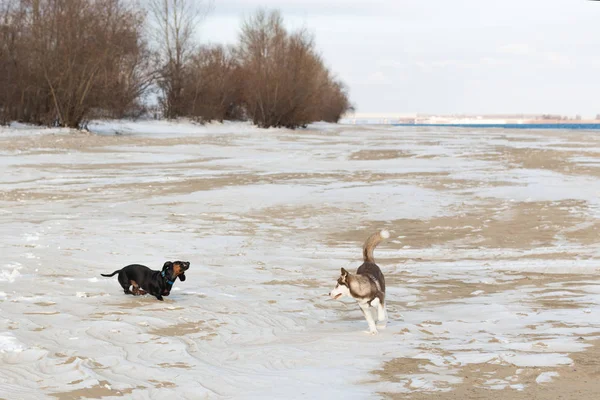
top-left (0, 0), bottom-right (151, 128)
top-left (320, 78), bottom-right (354, 122)
top-left (185, 44), bottom-right (244, 122)
top-left (0, 0), bottom-right (21, 124)
top-left (148, 0), bottom-right (212, 118)
top-left (236, 10), bottom-right (291, 127)
top-left (236, 9), bottom-right (353, 128)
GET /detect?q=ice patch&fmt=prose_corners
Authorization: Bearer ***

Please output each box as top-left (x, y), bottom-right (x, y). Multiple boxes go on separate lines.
top-left (536, 371), bottom-right (559, 384)
top-left (87, 119), bottom-right (272, 138)
top-left (0, 334), bottom-right (24, 353)
top-left (23, 233), bottom-right (40, 241)
top-left (502, 353), bottom-right (572, 367)
top-left (0, 269), bottom-right (21, 283)
top-left (2, 120), bottom-right (600, 398)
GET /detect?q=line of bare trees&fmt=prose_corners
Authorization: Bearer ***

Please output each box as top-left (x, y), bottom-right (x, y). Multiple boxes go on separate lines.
top-left (0, 0), bottom-right (353, 129)
top-left (0, 0), bottom-right (152, 128)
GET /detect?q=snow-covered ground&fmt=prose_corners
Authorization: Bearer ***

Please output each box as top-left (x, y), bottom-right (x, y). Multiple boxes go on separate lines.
top-left (1, 120), bottom-right (600, 399)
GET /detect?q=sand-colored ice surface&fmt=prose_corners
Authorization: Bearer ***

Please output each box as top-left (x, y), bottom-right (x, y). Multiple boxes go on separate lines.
top-left (1, 120), bottom-right (599, 399)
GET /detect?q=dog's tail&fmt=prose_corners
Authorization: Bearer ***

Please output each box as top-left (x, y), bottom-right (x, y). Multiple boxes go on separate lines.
top-left (100, 270), bottom-right (121, 277)
top-left (363, 229), bottom-right (389, 263)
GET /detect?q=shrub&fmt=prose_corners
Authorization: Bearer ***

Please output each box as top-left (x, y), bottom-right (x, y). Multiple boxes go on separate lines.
top-left (184, 45), bottom-right (244, 122)
top-left (0, 0), bottom-right (151, 128)
top-left (235, 9), bottom-right (353, 128)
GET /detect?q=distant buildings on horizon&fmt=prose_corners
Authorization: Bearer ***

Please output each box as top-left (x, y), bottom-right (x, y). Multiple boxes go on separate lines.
top-left (341, 113), bottom-right (600, 125)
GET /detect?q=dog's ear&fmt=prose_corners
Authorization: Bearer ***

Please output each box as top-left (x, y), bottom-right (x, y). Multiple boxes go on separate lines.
top-left (162, 261), bottom-right (173, 271)
top-left (340, 268), bottom-right (348, 278)
top-left (178, 273), bottom-right (186, 282)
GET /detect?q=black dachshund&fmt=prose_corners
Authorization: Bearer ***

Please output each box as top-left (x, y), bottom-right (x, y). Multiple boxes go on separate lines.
top-left (101, 261), bottom-right (189, 301)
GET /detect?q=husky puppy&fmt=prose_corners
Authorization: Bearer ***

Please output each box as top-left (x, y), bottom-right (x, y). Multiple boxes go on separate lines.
top-left (329, 230), bottom-right (389, 334)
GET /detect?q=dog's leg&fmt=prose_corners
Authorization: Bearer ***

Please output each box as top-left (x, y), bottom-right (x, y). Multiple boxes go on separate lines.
top-left (118, 273), bottom-right (132, 295)
top-left (370, 297), bottom-right (387, 323)
top-left (119, 281), bottom-right (132, 294)
top-left (377, 302), bottom-right (387, 321)
top-left (377, 302), bottom-right (388, 329)
top-left (130, 281), bottom-right (142, 296)
top-left (358, 302), bottom-right (378, 335)
top-left (370, 297), bottom-right (387, 329)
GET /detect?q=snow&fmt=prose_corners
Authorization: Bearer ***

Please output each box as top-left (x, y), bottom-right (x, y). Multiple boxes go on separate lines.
top-left (0, 334), bottom-right (24, 353)
top-left (536, 371), bottom-right (560, 384)
top-left (1, 120), bottom-right (599, 398)
top-left (87, 119), bottom-right (279, 137)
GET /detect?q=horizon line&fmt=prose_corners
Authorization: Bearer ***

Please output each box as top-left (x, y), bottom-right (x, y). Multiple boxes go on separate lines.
top-left (348, 112), bottom-right (598, 119)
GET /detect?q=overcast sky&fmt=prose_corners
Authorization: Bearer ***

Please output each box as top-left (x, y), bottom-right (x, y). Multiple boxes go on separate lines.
top-left (198, 0), bottom-right (600, 117)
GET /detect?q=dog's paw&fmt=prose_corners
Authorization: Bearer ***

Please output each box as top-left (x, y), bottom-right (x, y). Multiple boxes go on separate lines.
top-left (366, 329), bottom-right (379, 335)
top-left (377, 323), bottom-right (387, 330)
